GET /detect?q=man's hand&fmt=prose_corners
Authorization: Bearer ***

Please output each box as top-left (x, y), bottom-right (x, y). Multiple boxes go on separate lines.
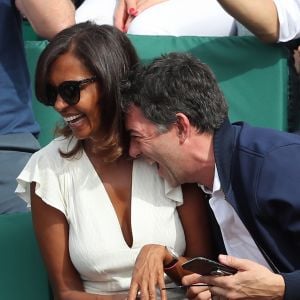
top-left (114, 0), bottom-right (168, 32)
top-left (183, 254), bottom-right (285, 299)
top-left (182, 273), bottom-right (212, 299)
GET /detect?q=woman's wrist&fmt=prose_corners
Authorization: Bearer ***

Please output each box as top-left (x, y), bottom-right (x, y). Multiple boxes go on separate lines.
top-left (163, 246), bottom-right (179, 270)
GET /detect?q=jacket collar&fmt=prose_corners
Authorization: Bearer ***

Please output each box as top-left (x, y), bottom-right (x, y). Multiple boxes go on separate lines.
top-left (213, 118), bottom-right (236, 195)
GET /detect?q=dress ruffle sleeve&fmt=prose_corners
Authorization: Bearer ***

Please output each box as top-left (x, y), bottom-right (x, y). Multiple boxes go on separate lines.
top-left (16, 140), bottom-right (68, 216)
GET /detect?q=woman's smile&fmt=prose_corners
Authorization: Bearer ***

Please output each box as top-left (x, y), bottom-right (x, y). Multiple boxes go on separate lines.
top-left (49, 52), bottom-right (101, 141)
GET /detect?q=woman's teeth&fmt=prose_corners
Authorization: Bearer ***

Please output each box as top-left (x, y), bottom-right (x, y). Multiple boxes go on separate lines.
top-left (64, 114), bottom-right (83, 123)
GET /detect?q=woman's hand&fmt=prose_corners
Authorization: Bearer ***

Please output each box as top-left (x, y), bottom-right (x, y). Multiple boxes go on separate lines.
top-left (127, 244), bottom-right (168, 300)
top-left (114, 0), bottom-right (168, 32)
top-left (114, 0), bottom-right (132, 32)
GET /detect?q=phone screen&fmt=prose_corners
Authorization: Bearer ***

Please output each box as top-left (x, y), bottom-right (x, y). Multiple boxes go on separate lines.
top-left (182, 257), bottom-right (237, 276)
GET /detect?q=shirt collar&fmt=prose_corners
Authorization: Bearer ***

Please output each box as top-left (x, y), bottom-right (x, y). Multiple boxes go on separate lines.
top-left (199, 165), bottom-right (221, 194)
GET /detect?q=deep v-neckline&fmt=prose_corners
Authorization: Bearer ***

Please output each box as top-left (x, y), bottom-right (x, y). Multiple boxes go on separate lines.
top-left (82, 150), bottom-right (135, 248)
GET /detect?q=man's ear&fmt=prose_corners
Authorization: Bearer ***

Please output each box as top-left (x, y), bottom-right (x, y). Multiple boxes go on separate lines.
top-left (175, 113), bottom-right (191, 143)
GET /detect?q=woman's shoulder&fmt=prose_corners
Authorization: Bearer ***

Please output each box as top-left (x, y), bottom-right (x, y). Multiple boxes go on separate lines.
top-left (37, 136), bottom-right (76, 155)
top-left (30, 136), bottom-right (81, 168)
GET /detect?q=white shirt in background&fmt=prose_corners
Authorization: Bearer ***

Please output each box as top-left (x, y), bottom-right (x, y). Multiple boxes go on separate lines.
top-left (200, 166), bottom-right (271, 270)
top-left (273, 0), bottom-right (300, 42)
top-left (75, 0), bottom-right (234, 36)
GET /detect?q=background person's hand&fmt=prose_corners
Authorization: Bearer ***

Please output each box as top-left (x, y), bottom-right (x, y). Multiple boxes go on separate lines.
top-left (293, 46), bottom-right (300, 75)
top-left (190, 254), bottom-right (285, 299)
top-left (114, 0), bottom-right (168, 32)
top-left (127, 244), bottom-right (167, 300)
top-left (114, 0), bottom-right (135, 32)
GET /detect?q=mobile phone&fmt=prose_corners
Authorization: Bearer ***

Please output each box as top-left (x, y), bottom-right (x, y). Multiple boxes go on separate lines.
top-left (182, 257), bottom-right (237, 276)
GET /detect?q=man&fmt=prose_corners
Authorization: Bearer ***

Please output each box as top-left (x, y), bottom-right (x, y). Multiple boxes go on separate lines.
top-left (0, 0), bottom-right (75, 213)
top-left (121, 52), bottom-right (300, 299)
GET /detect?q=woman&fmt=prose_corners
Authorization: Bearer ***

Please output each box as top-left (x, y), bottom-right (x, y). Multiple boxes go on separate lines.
top-left (16, 23), bottom-right (213, 299)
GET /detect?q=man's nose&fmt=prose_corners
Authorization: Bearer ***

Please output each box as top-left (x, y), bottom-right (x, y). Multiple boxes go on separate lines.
top-left (129, 140), bottom-right (141, 158)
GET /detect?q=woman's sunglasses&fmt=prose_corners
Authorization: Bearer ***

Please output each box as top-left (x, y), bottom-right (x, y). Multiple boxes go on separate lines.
top-left (42, 76), bottom-right (97, 106)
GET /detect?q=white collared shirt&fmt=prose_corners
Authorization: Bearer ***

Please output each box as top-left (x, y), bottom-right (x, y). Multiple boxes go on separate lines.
top-left (273, 0), bottom-right (300, 42)
top-left (200, 166), bottom-right (271, 269)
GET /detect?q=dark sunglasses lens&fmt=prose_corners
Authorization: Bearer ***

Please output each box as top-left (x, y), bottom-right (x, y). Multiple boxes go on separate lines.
top-left (45, 84), bottom-right (57, 106)
top-left (59, 82), bottom-right (80, 105)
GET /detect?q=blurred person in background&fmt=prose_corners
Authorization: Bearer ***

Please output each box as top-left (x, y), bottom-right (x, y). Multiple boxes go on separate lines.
top-left (0, 0), bottom-right (75, 214)
top-left (76, 0), bottom-right (235, 36)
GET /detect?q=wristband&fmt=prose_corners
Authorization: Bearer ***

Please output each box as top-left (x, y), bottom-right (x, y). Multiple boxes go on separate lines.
top-left (164, 246), bottom-right (179, 270)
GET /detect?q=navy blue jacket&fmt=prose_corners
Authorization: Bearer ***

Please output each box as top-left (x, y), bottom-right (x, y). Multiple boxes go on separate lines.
top-left (213, 119), bottom-right (300, 300)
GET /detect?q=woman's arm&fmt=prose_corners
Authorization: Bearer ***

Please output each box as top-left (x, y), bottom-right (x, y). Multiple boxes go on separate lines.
top-left (164, 183), bottom-right (215, 283)
top-left (179, 183), bottom-right (214, 259)
top-left (127, 183), bottom-right (215, 300)
top-left (30, 183), bottom-right (126, 300)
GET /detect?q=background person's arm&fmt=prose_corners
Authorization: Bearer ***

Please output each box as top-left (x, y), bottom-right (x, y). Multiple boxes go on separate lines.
top-left (217, 0), bottom-right (279, 42)
top-left (15, 0), bottom-right (75, 40)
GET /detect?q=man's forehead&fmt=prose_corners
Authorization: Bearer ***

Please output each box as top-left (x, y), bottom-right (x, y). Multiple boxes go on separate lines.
top-left (126, 104), bottom-right (142, 116)
top-left (126, 105), bottom-right (146, 124)
top-left (125, 106), bottom-right (155, 132)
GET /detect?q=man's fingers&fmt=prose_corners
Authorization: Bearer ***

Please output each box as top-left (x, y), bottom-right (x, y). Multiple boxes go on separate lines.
top-left (182, 273), bottom-right (203, 286)
top-left (209, 285), bottom-right (228, 299)
top-left (183, 274), bottom-right (211, 300)
top-left (218, 254), bottom-right (250, 271)
top-left (187, 287), bottom-right (211, 300)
